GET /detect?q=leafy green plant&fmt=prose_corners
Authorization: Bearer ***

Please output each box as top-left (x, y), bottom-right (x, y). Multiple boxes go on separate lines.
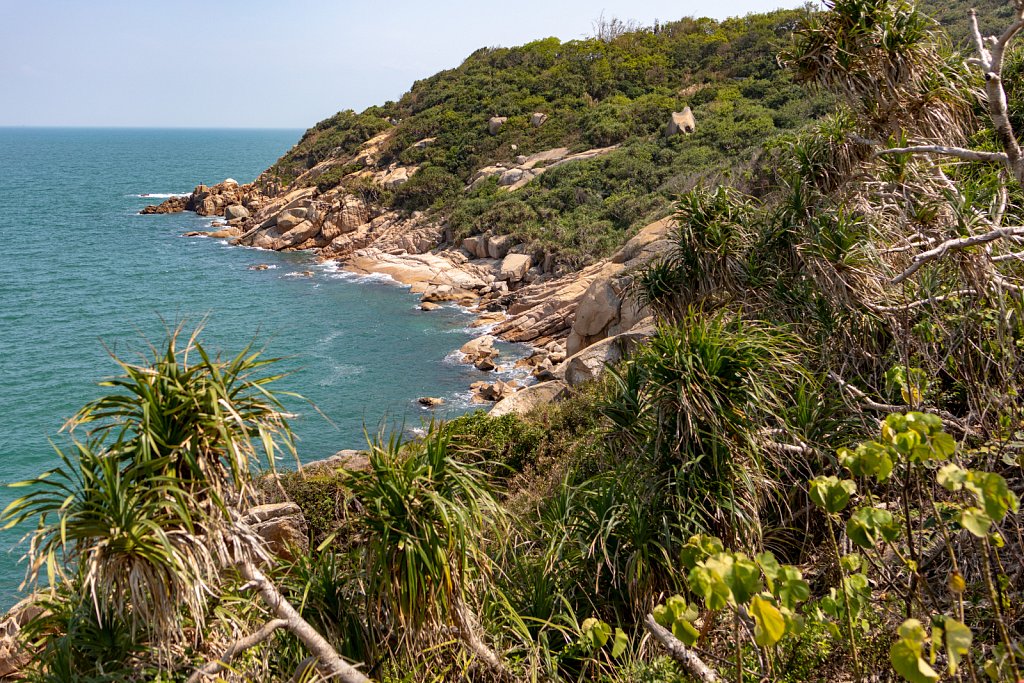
top-left (603, 312), bottom-right (807, 545)
top-left (3, 325), bottom-right (296, 648)
top-left (818, 412), bottom-right (1021, 682)
top-left (343, 423), bottom-right (507, 673)
top-left (652, 534), bottom-right (811, 681)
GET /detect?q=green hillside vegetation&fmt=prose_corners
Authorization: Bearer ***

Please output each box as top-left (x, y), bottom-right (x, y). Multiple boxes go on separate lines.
top-left (6, 0), bottom-right (1024, 681)
top-left (268, 8), bottom-right (832, 264)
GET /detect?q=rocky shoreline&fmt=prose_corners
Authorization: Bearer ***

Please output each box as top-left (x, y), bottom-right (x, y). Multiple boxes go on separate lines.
top-left (141, 134), bottom-right (671, 414)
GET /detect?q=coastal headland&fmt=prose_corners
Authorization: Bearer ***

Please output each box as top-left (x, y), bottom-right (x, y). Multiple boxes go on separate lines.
top-left (143, 139), bottom-right (672, 411)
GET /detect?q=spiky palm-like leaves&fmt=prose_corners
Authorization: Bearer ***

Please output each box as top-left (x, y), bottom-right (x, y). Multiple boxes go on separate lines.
top-left (632, 186), bottom-right (757, 320)
top-left (604, 313), bottom-right (806, 546)
top-left (3, 325), bottom-right (296, 649)
top-left (347, 426), bottom-right (503, 651)
top-left (781, 0), bottom-right (974, 142)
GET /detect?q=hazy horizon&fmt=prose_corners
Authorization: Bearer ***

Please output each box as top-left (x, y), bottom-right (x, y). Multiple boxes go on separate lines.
top-left (0, 0), bottom-right (812, 129)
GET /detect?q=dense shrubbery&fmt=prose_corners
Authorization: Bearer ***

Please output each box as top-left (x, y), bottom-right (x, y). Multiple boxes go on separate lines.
top-left (264, 8), bottom-right (832, 264)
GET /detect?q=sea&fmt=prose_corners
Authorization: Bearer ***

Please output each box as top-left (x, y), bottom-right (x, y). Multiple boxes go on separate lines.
top-left (0, 127), bottom-right (528, 608)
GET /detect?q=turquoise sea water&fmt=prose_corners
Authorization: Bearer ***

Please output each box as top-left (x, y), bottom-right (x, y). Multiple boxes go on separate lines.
top-left (0, 128), bottom-right (526, 608)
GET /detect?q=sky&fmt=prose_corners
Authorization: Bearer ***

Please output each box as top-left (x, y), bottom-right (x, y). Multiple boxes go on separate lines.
top-left (0, 0), bottom-right (810, 129)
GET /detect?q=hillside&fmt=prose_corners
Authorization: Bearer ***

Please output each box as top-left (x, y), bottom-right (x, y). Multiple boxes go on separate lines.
top-left (260, 8), bottom-right (828, 265)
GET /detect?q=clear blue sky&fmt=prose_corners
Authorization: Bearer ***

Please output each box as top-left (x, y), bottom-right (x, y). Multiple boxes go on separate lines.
top-left (0, 0), bottom-right (809, 129)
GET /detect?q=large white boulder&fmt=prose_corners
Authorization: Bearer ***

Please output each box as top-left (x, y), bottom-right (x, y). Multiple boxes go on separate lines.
top-left (489, 380), bottom-right (569, 417)
top-left (499, 253), bottom-right (532, 282)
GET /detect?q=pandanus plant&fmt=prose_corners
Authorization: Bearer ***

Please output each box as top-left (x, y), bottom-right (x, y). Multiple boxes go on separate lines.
top-left (4, 324), bottom-right (370, 682)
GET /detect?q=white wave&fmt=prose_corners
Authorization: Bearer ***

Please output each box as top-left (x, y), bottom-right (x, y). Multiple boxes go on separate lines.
top-left (135, 192), bottom-right (188, 198)
top-left (317, 363), bottom-right (364, 387)
top-left (444, 323), bottom-right (491, 335)
top-left (325, 269), bottom-right (399, 285)
top-left (318, 329), bottom-right (345, 345)
top-left (442, 350), bottom-right (468, 366)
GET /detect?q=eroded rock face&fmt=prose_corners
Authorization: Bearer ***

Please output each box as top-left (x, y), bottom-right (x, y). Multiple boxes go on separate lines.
top-left (381, 166), bottom-right (412, 189)
top-left (140, 195), bottom-right (188, 214)
top-left (224, 204), bottom-right (250, 221)
top-left (460, 335), bottom-right (499, 366)
top-left (487, 234), bottom-right (515, 260)
top-left (470, 379), bottom-right (517, 402)
top-left (0, 595), bottom-right (45, 678)
top-left (187, 180), bottom-right (250, 216)
top-left (462, 235), bottom-right (489, 259)
top-left (245, 502), bottom-right (309, 561)
top-left (276, 208), bottom-right (309, 231)
top-left (530, 112), bottom-right (548, 127)
top-left (565, 218), bottom-right (674, 355)
top-left (499, 253), bottom-right (532, 283)
top-left (321, 195), bottom-right (369, 240)
top-left (303, 449), bottom-right (370, 474)
top-left (563, 330), bottom-right (651, 387)
top-left (208, 226), bottom-right (242, 239)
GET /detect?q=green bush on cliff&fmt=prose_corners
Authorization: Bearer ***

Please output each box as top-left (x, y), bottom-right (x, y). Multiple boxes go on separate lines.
top-left (391, 166), bottom-right (463, 212)
top-left (271, 108), bottom-right (393, 183)
top-left (264, 8), bottom-right (832, 264)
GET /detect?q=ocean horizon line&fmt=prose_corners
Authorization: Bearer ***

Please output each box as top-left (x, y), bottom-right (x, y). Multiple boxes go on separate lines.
top-left (0, 125), bottom-right (305, 131)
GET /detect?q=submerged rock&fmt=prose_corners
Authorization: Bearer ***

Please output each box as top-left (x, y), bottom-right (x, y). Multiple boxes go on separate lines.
top-left (140, 195), bottom-right (189, 214)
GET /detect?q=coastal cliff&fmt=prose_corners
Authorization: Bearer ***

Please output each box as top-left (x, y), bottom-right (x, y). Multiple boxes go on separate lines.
top-left (143, 6), bottom-right (830, 405)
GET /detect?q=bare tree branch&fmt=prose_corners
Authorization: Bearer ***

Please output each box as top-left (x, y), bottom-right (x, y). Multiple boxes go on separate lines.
top-left (865, 289), bottom-right (977, 312)
top-left (827, 372), bottom-right (973, 434)
top-left (239, 562), bottom-right (371, 683)
top-left (989, 250), bottom-right (1024, 262)
top-left (644, 614), bottom-right (720, 683)
top-left (969, 8), bottom-right (1024, 177)
top-left (875, 145), bottom-right (1007, 164)
top-left (453, 599), bottom-right (511, 679)
top-left (891, 226), bottom-right (1024, 284)
top-left (187, 619), bottom-right (288, 683)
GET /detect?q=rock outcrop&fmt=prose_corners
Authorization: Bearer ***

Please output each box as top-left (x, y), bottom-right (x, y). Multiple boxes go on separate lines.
top-left (488, 116), bottom-right (507, 135)
top-left (499, 253), bottom-right (531, 283)
top-left (460, 335), bottom-right (499, 370)
top-left (468, 145), bottom-right (618, 192)
top-left (666, 107), bottom-right (696, 136)
top-left (489, 380), bottom-right (569, 417)
top-left (140, 195), bottom-right (188, 214)
top-left (303, 449), bottom-right (371, 474)
top-left (159, 120), bottom-right (678, 414)
top-left (244, 502), bottom-right (309, 561)
top-left (140, 179), bottom-right (267, 217)
top-left (563, 329), bottom-right (652, 387)
top-left (224, 204), bottom-right (250, 221)
top-left (0, 596), bottom-right (44, 679)
top-left (471, 380), bottom-right (518, 402)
